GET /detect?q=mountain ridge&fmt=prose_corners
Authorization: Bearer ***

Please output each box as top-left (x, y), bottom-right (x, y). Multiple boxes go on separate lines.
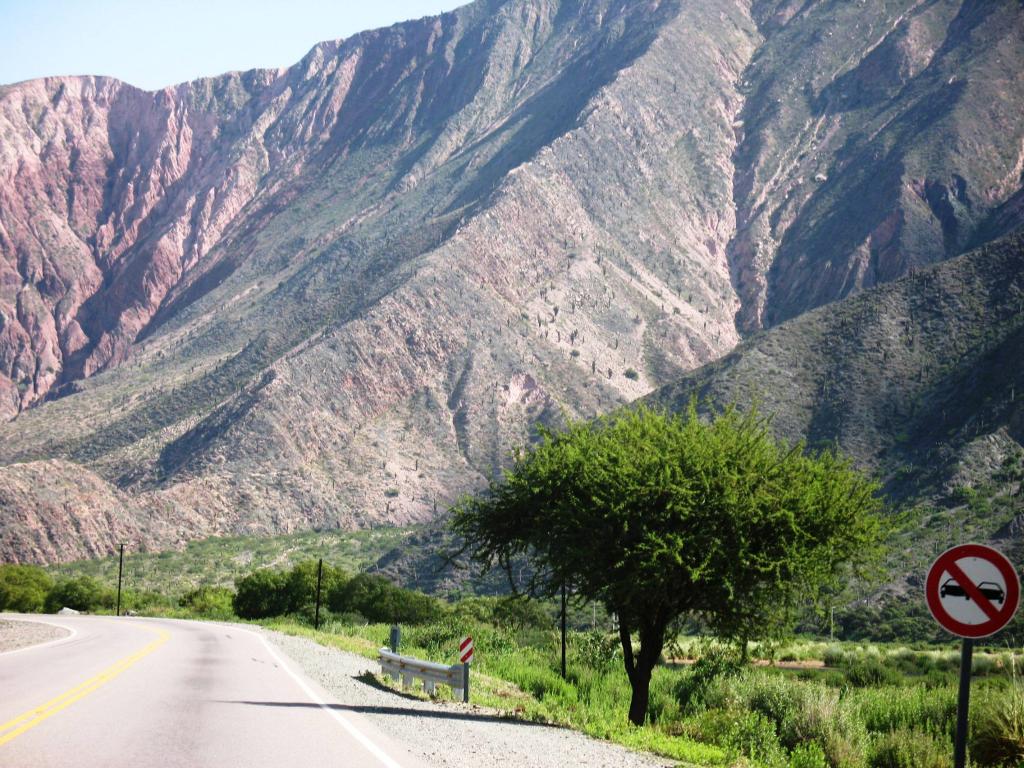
top-left (2, 0), bottom-right (1022, 564)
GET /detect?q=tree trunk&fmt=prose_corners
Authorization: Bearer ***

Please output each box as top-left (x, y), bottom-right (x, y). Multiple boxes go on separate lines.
top-left (618, 616), bottom-right (667, 726)
top-left (627, 665), bottom-right (653, 725)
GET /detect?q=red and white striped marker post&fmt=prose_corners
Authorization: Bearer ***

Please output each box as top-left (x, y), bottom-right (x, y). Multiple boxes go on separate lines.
top-left (459, 635), bottom-right (474, 663)
top-left (459, 636), bottom-right (473, 703)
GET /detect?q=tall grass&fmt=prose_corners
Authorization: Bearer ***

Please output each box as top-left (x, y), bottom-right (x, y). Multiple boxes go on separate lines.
top-left (266, 617), bottom-right (1020, 768)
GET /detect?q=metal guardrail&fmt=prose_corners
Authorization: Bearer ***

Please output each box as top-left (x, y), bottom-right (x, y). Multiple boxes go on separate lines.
top-left (378, 648), bottom-right (469, 702)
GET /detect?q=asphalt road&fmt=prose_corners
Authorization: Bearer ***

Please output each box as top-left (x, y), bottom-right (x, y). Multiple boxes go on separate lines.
top-left (0, 614), bottom-right (428, 768)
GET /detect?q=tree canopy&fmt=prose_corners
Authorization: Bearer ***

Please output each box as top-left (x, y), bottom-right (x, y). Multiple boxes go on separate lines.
top-left (0, 564), bottom-right (54, 613)
top-left (451, 403), bottom-right (885, 725)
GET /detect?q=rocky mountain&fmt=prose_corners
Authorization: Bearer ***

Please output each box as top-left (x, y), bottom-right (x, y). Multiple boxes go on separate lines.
top-left (1, 0), bottom-right (1022, 564)
top-left (650, 231), bottom-right (1024, 585)
top-left (376, 233), bottom-right (1023, 595)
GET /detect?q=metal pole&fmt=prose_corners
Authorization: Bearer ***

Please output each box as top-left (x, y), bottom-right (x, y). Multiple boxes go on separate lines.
top-left (954, 638), bottom-right (973, 768)
top-left (115, 543), bottom-right (124, 617)
top-left (314, 558), bottom-right (324, 630)
top-left (463, 662), bottom-right (470, 704)
top-left (560, 581), bottom-right (567, 680)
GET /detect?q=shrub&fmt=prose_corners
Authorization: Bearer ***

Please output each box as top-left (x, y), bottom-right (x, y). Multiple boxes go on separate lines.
top-left (867, 729), bottom-right (950, 768)
top-left (450, 596), bottom-right (500, 625)
top-left (748, 673), bottom-right (802, 741)
top-left (698, 672), bottom-right (862, 767)
top-left (971, 678), bottom-right (1024, 767)
top-left (233, 569), bottom-right (290, 619)
top-left (569, 630), bottom-right (621, 671)
top-left (823, 645), bottom-right (848, 667)
top-left (854, 685), bottom-right (956, 736)
top-left (491, 596), bottom-right (551, 631)
top-left (726, 711), bottom-right (786, 768)
top-left (0, 564), bottom-right (53, 612)
top-left (790, 742), bottom-right (829, 768)
top-left (675, 646), bottom-right (744, 714)
top-left (844, 657), bottom-right (904, 688)
top-left (330, 573), bottom-right (443, 624)
top-left (179, 586), bottom-right (235, 619)
top-left (45, 576), bottom-right (115, 613)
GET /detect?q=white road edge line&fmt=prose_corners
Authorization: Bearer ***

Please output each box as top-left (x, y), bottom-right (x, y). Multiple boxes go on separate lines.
top-left (0, 615), bottom-right (79, 657)
top-left (245, 628), bottom-right (405, 768)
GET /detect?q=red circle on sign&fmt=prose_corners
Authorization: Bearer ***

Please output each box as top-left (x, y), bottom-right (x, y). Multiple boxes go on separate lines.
top-left (925, 544), bottom-right (1020, 639)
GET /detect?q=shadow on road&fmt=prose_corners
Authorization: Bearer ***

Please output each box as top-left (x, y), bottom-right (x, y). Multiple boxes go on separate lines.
top-left (216, 699), bottom-right (548, 726)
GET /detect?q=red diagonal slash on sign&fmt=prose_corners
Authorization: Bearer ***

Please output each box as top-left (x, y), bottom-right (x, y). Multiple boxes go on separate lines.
top-left (943, 560), bottom-right (1003, 623)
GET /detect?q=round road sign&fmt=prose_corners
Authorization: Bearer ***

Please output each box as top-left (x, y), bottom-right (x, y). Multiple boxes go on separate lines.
top-left (925, 543), bottom-right (1019, 639)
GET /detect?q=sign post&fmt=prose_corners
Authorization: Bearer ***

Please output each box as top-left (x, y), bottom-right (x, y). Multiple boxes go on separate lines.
top-left (925, 544), bottom-right (1020, 768)
top-left (459, 635), bottom-right (474, 704)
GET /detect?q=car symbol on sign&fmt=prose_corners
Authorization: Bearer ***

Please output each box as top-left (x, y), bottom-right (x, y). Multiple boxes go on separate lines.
top-left (940, 578), bottom-right (1005, 604)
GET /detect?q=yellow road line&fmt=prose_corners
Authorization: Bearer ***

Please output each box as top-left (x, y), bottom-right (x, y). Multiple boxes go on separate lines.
top-left (0, 625), bottom-right (170, 747)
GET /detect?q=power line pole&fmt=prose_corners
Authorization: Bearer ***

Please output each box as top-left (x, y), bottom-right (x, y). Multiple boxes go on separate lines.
top-left (560, 581), bottom-right (567, 680)
top-left (314, 558), bottom-right (324, 631)
top-left (116, 543), bottom-right (125, 617)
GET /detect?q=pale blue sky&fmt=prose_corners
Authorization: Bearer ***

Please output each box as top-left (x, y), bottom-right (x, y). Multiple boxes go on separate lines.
top-left (0, 1), bottom-right (467, 91)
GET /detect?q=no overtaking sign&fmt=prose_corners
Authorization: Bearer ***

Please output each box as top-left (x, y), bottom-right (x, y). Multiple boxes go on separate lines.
top-left (925, 543), bottom-right (1019, 768)
top-left (925, 543), bottom-right (1020, 639)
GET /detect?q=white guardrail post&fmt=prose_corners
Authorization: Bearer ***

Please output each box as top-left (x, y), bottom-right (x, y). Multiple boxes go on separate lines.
top-left (378, 648), bottom-right (469, 701)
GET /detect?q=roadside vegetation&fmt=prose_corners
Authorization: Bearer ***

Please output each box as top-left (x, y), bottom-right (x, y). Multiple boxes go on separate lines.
top-left (40, 525), bottom-right (416, 597)
top-left (269, 611), bottom-right (1024, 768)
top-left (3, 558), bottom-right (1022, 767)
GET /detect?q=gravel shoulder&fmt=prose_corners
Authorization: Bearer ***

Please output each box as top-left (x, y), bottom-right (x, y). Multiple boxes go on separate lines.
top-left (266, 630), bottom-right (674, 768)
top-left (0, 616), bottom-right (71, 653)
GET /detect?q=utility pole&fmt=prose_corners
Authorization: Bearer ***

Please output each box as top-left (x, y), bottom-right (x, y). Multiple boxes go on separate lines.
top-left (314, 558), bottom-right (324, 631)
top-left (116, 543), bottom-right (125, 617)
top-left (560, 581), bottom-right (567, 680)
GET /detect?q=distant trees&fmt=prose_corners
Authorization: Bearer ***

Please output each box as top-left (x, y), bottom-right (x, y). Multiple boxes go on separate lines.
top-left (329, 573), bottom-right (443, 625)
top-left (1, 557), bottom-right (439, 627)
top-left (452, 403), bottom-right (885, 725)
top-left (232, 562), bottom-right (440, 624)
top-left (0, 564), bottom-right (53, 613)
top-left (44, 575), bottom-right (115, 613)
top-left (233, 569), bottom-right (292, 619)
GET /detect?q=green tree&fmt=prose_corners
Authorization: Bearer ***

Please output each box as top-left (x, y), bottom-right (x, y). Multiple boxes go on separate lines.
top-left (44, 576), bottom-right (115, 613)
top-left (451, 404), bottom-right (884, 725)
top-left (0, 564), bottom-right (54, 613)
top-left (232, 569), bottom-right (290, 619)
top-left (330, 573), bottom-right (442, 624)
top-left (284, 560), bottom-right (347, 616)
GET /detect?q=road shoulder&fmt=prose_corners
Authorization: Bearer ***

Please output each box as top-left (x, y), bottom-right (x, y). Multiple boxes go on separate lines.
top-left (265, 629), bottom-right (673, 768)
top-left (0, 616), bottom-right (72, 654)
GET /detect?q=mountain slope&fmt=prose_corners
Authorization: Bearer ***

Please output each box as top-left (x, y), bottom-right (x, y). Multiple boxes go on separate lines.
top-left (1, 0), bottom-right (1022, 563)
top-left (377, 232), bottom-right (1024, 596)
top-left (649, 231), bottom-right (1024, 586)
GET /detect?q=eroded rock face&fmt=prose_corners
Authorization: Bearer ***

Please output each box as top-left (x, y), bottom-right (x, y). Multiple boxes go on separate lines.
top-left (0, 0), bottom-right (1022, 563)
